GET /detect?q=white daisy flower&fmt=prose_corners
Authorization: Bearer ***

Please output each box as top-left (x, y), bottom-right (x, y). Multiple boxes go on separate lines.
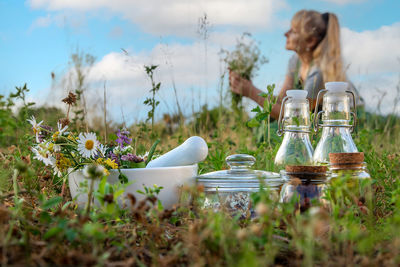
top-left (53, 163), bottom-right (62, 177)
top-left (139, 151), bottom-right (149, 158)
top-left (52, 122), bottom-right (69, 142)
top-left (122, 145), bottom-right (134, 154)
top-left (139, 151), bottom-right (149, 161)
top-left (41, 141), bottom-right (61, 153)
top-left (96, 143), bottom-right (108, 157)
top-left (113, 146), bottom-right (122, 155)
top-left (57, 122), bottom-right (68, 135)
top-left (53, 144), bottom-right (61, 152)
top-left (27, 115), bottom-right (43, 143)
top-left (77, 132), bottom-right (98, 158)
top-left (31, 146), bottom-right (55, 166)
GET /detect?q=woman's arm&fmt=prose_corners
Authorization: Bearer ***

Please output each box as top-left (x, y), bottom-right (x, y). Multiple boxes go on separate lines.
top-left (229, 70), bottom-right (265, 106)
top-left (229, 70), bottom-right (294, 120)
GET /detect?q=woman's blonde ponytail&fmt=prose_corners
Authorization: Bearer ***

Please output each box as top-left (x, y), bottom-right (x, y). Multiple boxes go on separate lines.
top-left (313, 12), bottom-right (346, 82)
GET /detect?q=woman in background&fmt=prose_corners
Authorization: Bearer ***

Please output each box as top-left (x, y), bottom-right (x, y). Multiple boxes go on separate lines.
top-left (229, 10), bottom-right (361, 119)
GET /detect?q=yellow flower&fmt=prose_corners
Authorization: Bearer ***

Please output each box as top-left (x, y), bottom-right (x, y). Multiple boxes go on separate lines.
top-left (53, 154), bottom-right (72, 177)
top-left (96, 158), bottom-right (105, 164)
top-left (48, 143), bottom-right (54, 152)
top-left (105, 158), bottom-right (118, 169)
top-left (52, 131), bottom-right (60, 142)
top-left (67, 134), bottom-right (75, 141)
top-left (103, 168), bottom-right (110, 176)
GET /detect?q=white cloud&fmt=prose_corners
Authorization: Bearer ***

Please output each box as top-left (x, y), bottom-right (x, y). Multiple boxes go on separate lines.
top-left (319, 0), bottom-right (365, 4)
top-left (109, 26), bottom-right (123, 39)
top-left (28, 0), bottom-right (288, 36)
top-left (342, 22), bottom-right (400, 75)
top-left (353, 73), bottom-right (400, 115)
top-left (341, 22), bottom-right (400, 115)
top-left (28, 11), bottom-right (87, 33)
top-left (34, 40), bottom-right (229, 124)
top-left (30, 14), bottom-right (52, 29)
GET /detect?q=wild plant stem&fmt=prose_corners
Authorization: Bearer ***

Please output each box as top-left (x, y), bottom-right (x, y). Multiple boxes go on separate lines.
top-left (66, 104), bottom-right (71, 121)
top-left (103, 81), bottom-right (108, 143)
top-left (268, 115), bottom-right (271, 147)
top-left (85, 179), bottom-right (95, 215)
top-left (263, 120), bottom-right (267, 147)
top-left (60, 179), bottom-right (66, 199)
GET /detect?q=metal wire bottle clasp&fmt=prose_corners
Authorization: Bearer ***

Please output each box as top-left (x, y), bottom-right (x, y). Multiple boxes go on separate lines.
top-left (313, 89), bottom-right (357, 133)
top-left (277, 95), bottom-right (311, 137)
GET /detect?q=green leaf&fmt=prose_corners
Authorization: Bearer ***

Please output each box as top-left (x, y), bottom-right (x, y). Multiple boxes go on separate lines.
top-left (42, 196), bottom-right (63, 210)
top-left (39, 211), bottom-right (52, 223)
top-left (65, 229), bottom-right (77, 242)
top-left (251, 106), bottom-right (262, 113)
top-left (108, 133), bottom-right (118, 141)
top-left (98, 176), bottom-right (108, 195)
top-left (125, 161), bottom-right (146, 168)
top-left (62, 201), bottom-right (73, 211)
top-left (118, 169), bottom-right (128, 184)
top-left (44, 227), bottom-right (63, 240)
top-left (257, 113), bottom-right (268, 121)
top-left (114, 188), bottom-right (125, 199)
top-left (247, 118), bottom-right (260, 128)
top-left (145, 139), bottom-right (160, 165)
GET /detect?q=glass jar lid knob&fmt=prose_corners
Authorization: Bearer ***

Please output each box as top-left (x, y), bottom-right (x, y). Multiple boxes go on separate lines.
top-left (226, 154), bottom-right (255, 172)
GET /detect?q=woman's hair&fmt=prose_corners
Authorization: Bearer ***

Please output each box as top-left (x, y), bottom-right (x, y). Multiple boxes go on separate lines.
top-left (292, 10), bottom-right (346, 82)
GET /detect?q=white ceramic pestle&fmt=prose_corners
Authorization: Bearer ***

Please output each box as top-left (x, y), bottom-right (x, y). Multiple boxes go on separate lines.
top-left (146, 136), bottom-right (208, 168)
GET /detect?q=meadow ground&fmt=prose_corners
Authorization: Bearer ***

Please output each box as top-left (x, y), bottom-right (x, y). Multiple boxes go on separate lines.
top-left (0, 82), bottom-right (400, 266)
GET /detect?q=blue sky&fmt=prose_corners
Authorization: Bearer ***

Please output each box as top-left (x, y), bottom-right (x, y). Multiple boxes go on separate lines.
top-left (1, 0), bottom-right (399, 123)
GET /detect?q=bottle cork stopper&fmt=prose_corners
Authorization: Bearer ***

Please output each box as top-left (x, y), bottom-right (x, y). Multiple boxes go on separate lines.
top-left (285, 165), bottom-right (328, 181)
top-left (285, 165), bottom-right (327, 174)
top-left (329, 152), bottom-right (364, 168)
top-left (329, 152), bottom-right (364, 164)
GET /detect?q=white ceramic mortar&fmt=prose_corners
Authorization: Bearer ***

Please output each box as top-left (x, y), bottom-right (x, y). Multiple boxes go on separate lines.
top-left (68, 164), bottom-right (198, 209)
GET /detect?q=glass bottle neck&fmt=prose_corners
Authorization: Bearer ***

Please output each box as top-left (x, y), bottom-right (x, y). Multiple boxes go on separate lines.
top-left (321, 119), bottom-right (352, 127)
top-left (282, 131), bottom-right (312, 140)
top-left (320, 126), bottom-right (353, 137)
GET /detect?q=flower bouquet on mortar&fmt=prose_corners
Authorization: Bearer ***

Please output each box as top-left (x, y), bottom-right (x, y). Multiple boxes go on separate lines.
top-left (27, 92), bottom-right (161, 211)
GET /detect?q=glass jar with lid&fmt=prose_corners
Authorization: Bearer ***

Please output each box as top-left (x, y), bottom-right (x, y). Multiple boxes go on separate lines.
top-left (328, 152), bottom-right (372, 208)
top-left (279, 165), bottom-right (328, 213)
top-left (196, 154), bottom-right (284, 218)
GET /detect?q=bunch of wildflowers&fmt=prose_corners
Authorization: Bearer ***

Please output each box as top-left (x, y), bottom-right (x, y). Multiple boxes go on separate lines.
top-left (27, 117), bottom-right (147, 179)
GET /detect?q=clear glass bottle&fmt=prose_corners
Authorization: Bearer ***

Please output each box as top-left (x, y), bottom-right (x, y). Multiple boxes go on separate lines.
top-left (313, 82), bottom-right (358, 165)
top-left (279, 165), bottom-right (328, 213)
top-left (196, 154), bottom-right (284, 218)
top-left (328, 152), bottom-right (372, 208)
top-left (275, 90), bottom-right (314, 168)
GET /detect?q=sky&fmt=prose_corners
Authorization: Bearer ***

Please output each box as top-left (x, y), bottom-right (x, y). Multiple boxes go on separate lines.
top-left (0, 0), bottom-right (399, 125)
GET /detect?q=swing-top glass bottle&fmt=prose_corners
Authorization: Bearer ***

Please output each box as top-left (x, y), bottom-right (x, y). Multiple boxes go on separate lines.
top-left (313, 82), bottom-right (358, 165)
top-left (275, 90), bottom-right (314, 168)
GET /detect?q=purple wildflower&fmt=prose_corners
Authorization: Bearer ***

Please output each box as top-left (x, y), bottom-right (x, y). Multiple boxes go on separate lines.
top-left (121, 153), bottom-right (143, 163)
top-left (115, 129), bottom-right (132, 147)
top-left (108, 152), bottom-right (121, 166)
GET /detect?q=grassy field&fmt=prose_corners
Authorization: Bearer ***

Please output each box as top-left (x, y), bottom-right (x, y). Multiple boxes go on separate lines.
top-left (0, 79), bottom-right (400, 266)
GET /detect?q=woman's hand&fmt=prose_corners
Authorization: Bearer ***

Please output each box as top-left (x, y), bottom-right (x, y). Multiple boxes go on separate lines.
top-left (228, 69), bottom-right (253, 97)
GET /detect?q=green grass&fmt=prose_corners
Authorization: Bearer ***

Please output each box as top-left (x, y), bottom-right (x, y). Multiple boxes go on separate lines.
top-left (0, 83), bottom-right (400, 266)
